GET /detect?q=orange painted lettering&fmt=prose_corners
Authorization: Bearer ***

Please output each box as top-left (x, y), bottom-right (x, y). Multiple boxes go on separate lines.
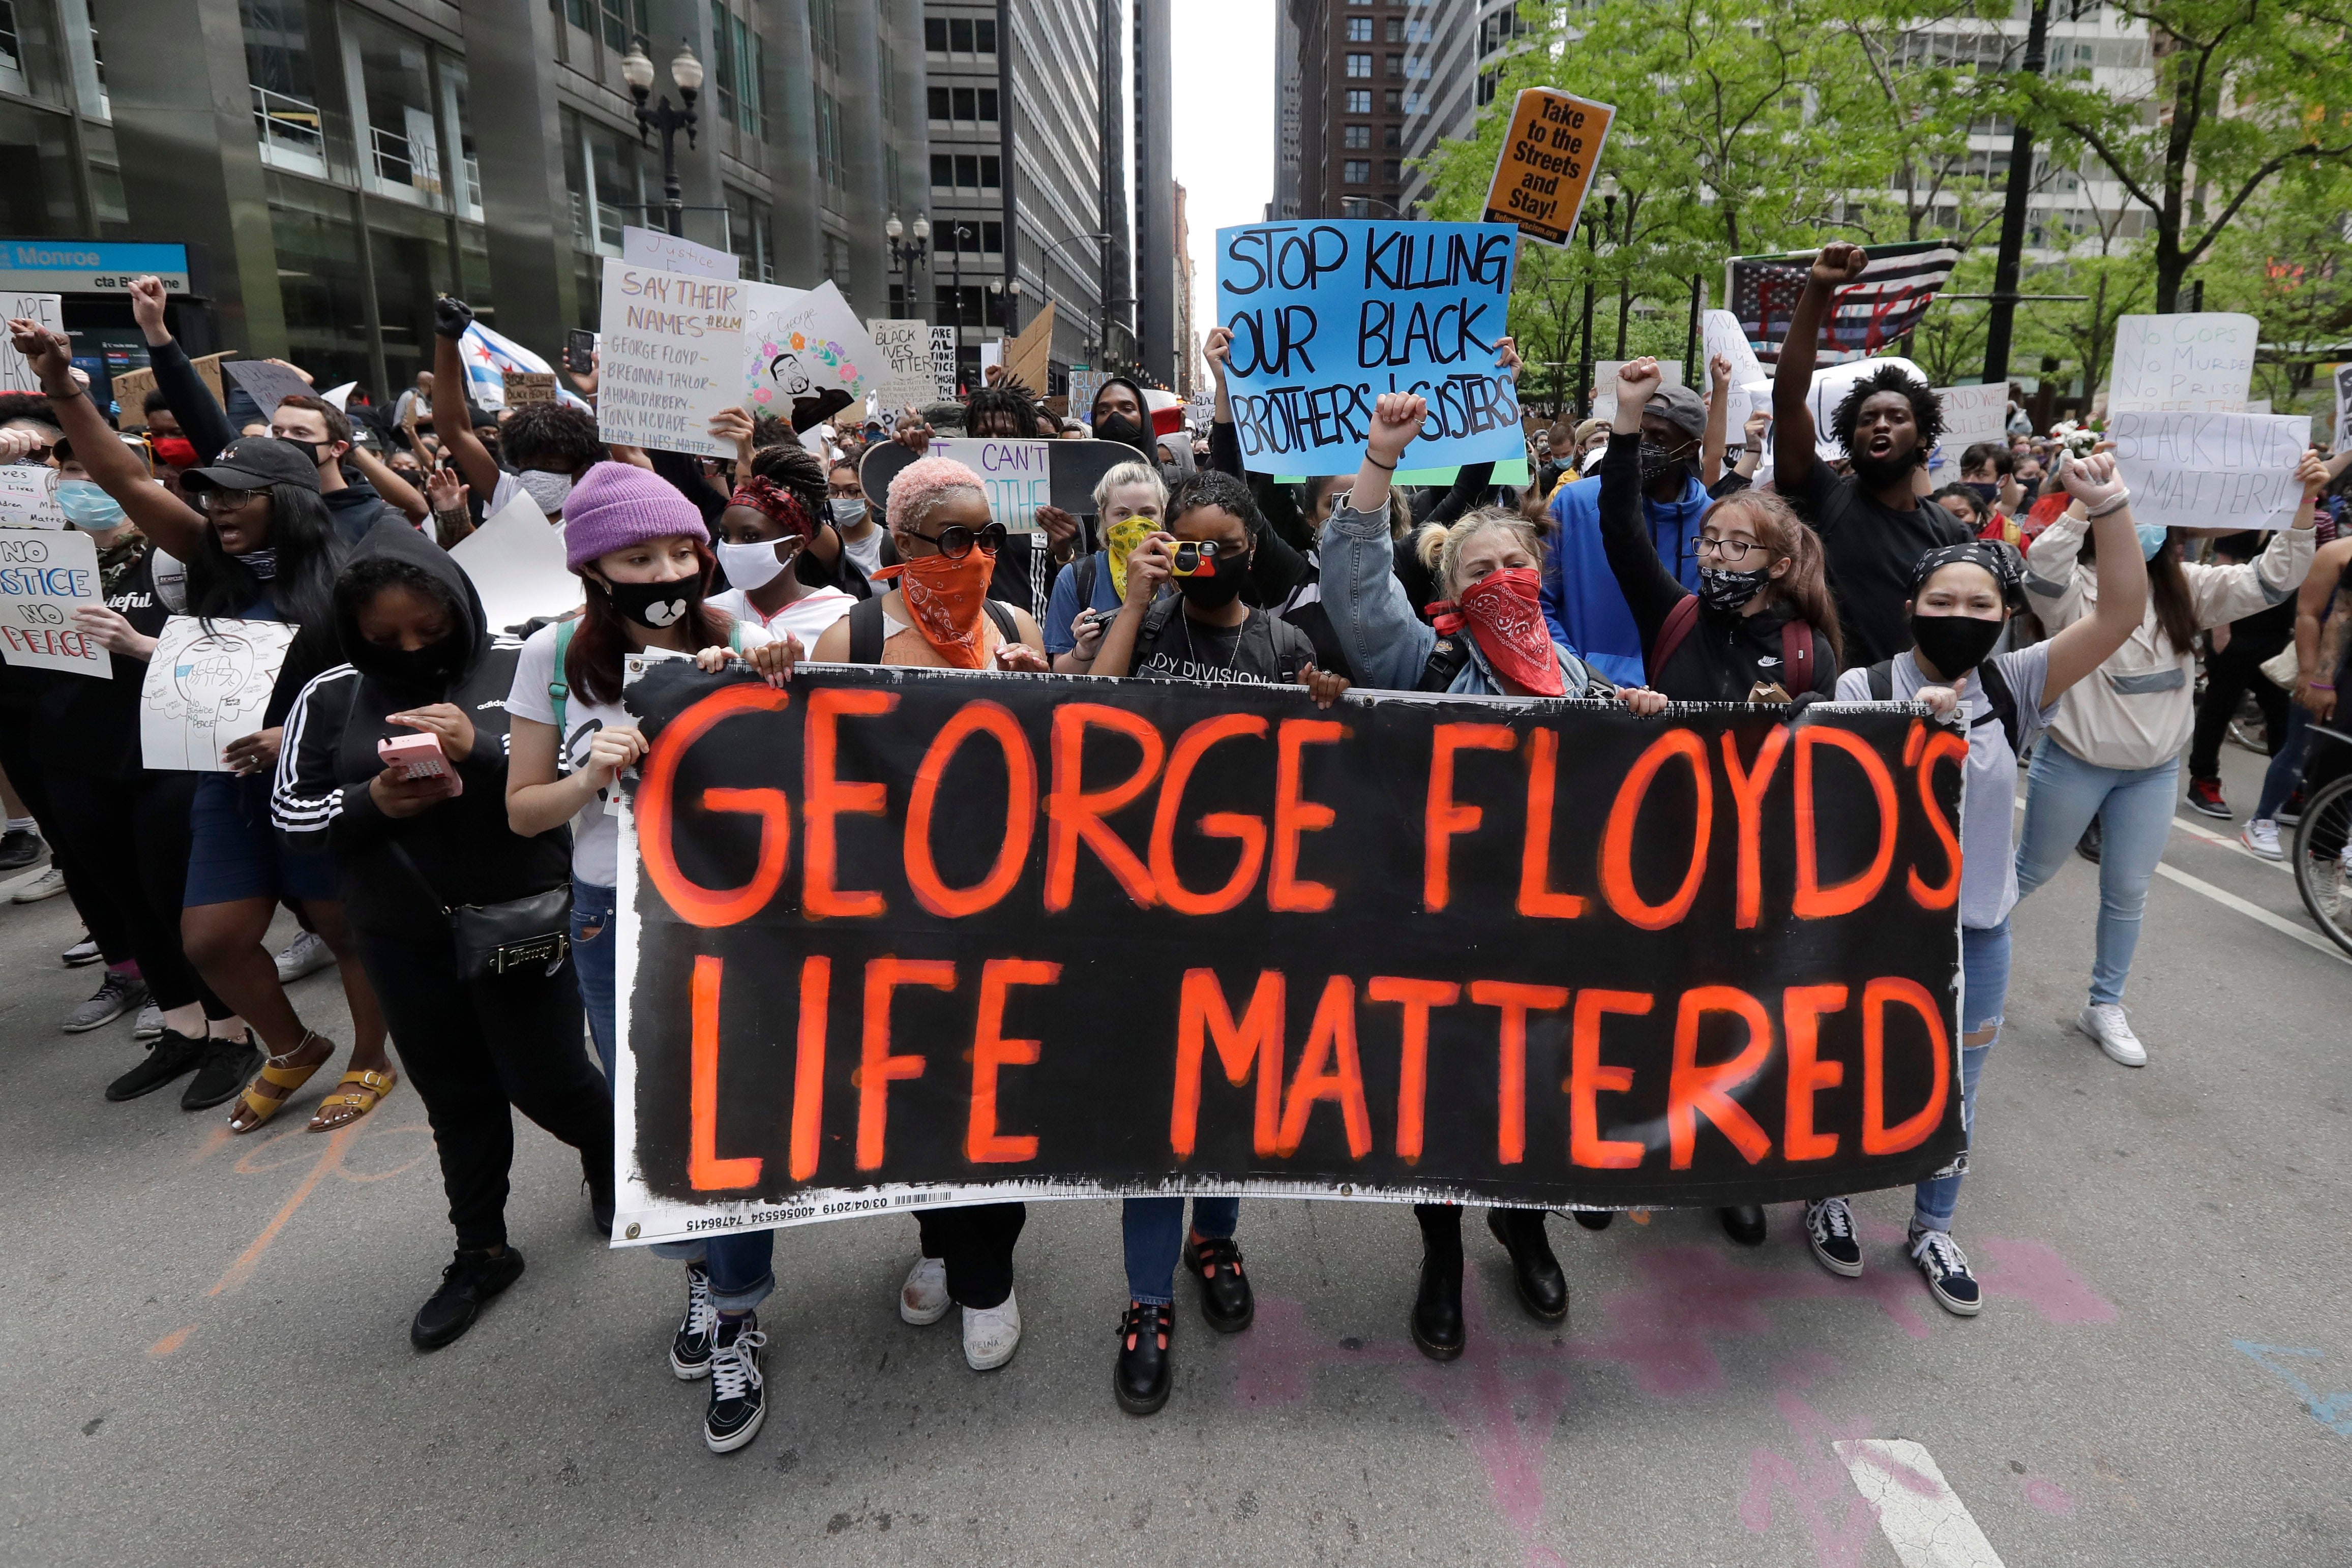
top-left (905, 701), bottom-right (1037, 917)
top-left (1907, 729), bottom-right (1967, 909)
top-left (1718, 727), bottom-right (1790, 930)
top-left (1149, 714), bottom-right (1270, 915)
top-left (1276, 976), bottom-right (1372, 1158)
top-left (1045, 704), bottom-right (1165, 910)
top-left (1269, 717), bottom-right (1343, 912)
top-left (1793, 726), bottom-right (1898, 919)
top-left (638, 684), bottom-right (794, 927)
top-left (1781, 984), bottom-right (1849, 1162)
top-left (856, 957), bottom-right (953, 1169)
top-left (967, 958), bottom-right (1059, 1164)
top-left (789, 955), bottom-right (829, 1181)
top-left (1600, 728), bottom-right (1714, 930)
top-left (1862, 977), bottom-right (1949, 1155)
top-left (1470, 979), bottom-right (1568, 1165)
top-left (689, 955), bottom-right (761, 1190)
top-left (1169, 969), bottom-right (1285, 1158)
top-left (1424, 723), bottom-right (1516, 911)
top-left (1517, 728), bottom-right (1586, 918)
top-left (1568, 989), bottom-right (1649, 1169)
top-left (1666, 985), bottom-right (1774, 1168)
top-left (1368, 976), bottom-right (1459, 1161)
top-left (803, 688), bottom-right (900, 919)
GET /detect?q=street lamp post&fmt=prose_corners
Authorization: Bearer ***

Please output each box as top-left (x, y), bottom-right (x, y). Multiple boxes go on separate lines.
top-left (1576, 190), bottom-right (1618, 421)
top-left (948, 224), bottom-right (974, 382)
top-left (621, 40), bottom-right (702, 238)
top-left (988, 276), bottom-right (1023, 336)
top-left (1033, 230), bottom-right (1112, 366)
top-left (887, 213), bottom-right (932, 320)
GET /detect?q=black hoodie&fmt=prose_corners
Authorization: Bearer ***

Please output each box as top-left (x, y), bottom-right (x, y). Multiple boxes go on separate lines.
top-left (271, 524), bottom-right (569, 938)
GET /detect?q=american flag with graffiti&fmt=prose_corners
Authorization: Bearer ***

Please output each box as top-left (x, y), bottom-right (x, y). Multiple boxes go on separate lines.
top-left (1726, 240), bottom-right (1959, 366)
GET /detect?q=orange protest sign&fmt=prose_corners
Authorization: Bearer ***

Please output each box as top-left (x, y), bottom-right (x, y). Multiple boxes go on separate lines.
top-left (1482, 88), bottom-right (1615, 247)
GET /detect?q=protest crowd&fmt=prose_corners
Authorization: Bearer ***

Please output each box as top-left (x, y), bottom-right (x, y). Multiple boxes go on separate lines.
top-left (3, 230), bottom-right (2348, 1463)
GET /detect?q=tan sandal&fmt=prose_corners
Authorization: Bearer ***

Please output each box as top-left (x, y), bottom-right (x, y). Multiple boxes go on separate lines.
top-left (228, 1039), bottom-right (329, 1133)
top-left (309, 1068), bottom-right (397, 1132)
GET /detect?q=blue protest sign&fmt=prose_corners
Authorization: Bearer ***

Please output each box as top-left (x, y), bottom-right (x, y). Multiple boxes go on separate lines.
top-left (1215, 220), bottom-right (1522, 476)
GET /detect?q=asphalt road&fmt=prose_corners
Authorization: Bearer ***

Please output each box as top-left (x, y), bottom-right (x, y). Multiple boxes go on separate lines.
top-left (3, 739), bottom-right (2347, 1568)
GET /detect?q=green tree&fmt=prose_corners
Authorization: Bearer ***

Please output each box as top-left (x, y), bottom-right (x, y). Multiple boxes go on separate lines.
top-left (2197, 167), bottom-right (2352, 412)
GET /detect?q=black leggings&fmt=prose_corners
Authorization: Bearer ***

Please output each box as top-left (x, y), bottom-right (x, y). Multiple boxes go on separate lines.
top-left (358, 933), bottom-right (612, 1253)
top-left (916, 1202), bottom-right (1026, 1310)
top-left (2189, 635), bottom-right (2291, 781)
top-left (44, 767), bottom-right (229, 1015)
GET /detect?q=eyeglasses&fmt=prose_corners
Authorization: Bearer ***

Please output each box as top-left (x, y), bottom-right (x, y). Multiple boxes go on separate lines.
top-left (1690, 535), bottom-right (1768, 563)
top-left (901, 521), bottom-right (1006, 560)
top-left (196, 486), bottom-right (266, 512)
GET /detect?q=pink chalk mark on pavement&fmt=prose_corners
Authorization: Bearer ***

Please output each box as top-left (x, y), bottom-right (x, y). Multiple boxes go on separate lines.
top-left (1738, 1355), bottom-right (1886, 1568)
top-left (2023, 1475), bottom-right (2077, 1516)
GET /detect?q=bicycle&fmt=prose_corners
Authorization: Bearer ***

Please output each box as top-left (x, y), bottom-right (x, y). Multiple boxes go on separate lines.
top-left (2290, 721), bottom-right (2352, 955)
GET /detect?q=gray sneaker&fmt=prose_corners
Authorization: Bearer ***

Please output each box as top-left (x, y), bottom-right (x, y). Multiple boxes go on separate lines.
top-left (64, 972), bottom-right (149, 1034)
top-left (132, 1003), bottom-right (164, 1041)
top-left (12, 865), bottom-right (67, 903)
top-left (274, 929), bottom-right (335, 983)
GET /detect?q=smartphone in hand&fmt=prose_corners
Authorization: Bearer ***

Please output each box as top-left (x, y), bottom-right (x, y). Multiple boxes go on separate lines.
top-left (565, 329), bottom-right (598, 376)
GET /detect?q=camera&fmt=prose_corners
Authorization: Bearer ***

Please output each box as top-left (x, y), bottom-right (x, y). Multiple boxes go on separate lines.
top-left (1168, 539), bottom-right (1220, 578)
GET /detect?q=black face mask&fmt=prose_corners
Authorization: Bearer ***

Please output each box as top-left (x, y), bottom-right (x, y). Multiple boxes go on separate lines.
top-left (602, 573), bottom-right (700, 631)
top-left (1966, 480), bottom-right (2001, 506)
top-left (1097, 414), bottom-right (1151, 451)
top-left (1639, 442), bottom-right (1690, 486)
top-left (1909, 612), bottom-right (2004, 680)
top-left (1176, 553), bottom-right (1249, 609)
top-left (1699, 565), bottom-right (1770, 613)
top-left (366, 640), bottom-right (465, 693)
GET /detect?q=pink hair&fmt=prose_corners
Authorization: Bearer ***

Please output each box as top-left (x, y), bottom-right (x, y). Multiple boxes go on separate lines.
top-left (886, 455), bottom-right (987, 534)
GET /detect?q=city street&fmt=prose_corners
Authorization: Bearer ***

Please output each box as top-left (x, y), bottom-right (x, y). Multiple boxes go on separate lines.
top-left (3, 739), bottom-right (2347, 1568)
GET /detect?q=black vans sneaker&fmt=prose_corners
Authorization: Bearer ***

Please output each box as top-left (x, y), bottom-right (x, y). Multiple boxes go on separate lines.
top-left (1804, 1197), bottom-right (1864, 1277)
top-left (1909, 1228), bottom-right (1982, 1316)
top-left (105, 1028), bottom-right (207, 1101)
top-left (671, 1263), bottom-right (719, 1379)
top-left (703, 1315), bottom-right (768, 1454)
top-left (411, 1247), bottom-right (526, 1350)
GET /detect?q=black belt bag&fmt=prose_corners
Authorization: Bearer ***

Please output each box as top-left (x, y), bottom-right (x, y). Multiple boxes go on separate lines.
top-left (391, 845), bottom-right (571, 979)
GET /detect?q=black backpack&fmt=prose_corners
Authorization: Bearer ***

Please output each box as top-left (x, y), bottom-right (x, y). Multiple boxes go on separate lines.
top-left (1867, 655), bottom-right (2021, 754)
top-left (846, 594), bottom-right (1019, 664)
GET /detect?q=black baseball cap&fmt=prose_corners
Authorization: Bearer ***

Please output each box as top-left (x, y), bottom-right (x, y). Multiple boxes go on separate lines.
top-left (1646, 384), bottom-right (1709, 443)
top-left (181, 436), bottom-right (322, 494)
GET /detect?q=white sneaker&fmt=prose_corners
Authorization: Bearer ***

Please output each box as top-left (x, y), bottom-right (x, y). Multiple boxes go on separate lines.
top-left (2240, 819), bottom-right (2283, 860)
top-left (12, 865), bottom-right (67, 902)
top-left (132, 1003), bottom-right (163, 1042)
top-left (962, 1289), bottom-right (1022, 1371)
top-left (2076, 1003), bottom-right (2147, 1067)
top-left (274, 929), bottom-right (335, 983)
top-left (899, 1255), bottom-right (949, 1325)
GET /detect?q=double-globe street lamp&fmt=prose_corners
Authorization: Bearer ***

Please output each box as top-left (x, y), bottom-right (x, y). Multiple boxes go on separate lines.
top-left (886, 213), bottom-right (931, 321)
top-left (621, 40), bottom-right (702, 238)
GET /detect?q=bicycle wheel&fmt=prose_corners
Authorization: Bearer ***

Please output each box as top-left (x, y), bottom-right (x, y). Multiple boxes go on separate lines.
top-left (2227, 690), bottom-right (2268, 754)
top-left (2291, 774), bottom-right (2352, 956)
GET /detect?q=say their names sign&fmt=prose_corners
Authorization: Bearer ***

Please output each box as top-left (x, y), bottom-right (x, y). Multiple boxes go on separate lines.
top-left (0, 465), bottom-right (64, 528)
top-left (0, 527), bottom-right (106, 676)
top-left (1481, 88), bottom-right (1614, 247)
top-left (1215, 219), bottom-right (1523, 476)
top-left (2107, 314), bottom-right (2257, 414)
top-left (927, 437), bottom-right (1051, 532)
top-left (596, 260), bottom-right (746, 460)
top-left (2106, 410), bottom-right (2312, 531)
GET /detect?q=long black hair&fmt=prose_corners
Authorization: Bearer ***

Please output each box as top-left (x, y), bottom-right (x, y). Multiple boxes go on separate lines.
top-left (188, 481), bottom-right (343, 665)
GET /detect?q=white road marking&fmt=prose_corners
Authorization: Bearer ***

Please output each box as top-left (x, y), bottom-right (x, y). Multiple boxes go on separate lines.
top-left (1834, 1439), bottom-right (2004, 1568)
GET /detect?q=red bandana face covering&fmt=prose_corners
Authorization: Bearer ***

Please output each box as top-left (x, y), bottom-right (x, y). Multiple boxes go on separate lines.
top-left (1430, 566), bottom-right (1563, 697)
top-left (871, 551), bottom-right (997, 669)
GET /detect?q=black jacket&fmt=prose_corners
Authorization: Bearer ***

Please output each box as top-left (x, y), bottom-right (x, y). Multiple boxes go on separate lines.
top-left (1596, 431), bottom-right (1837, 702)
top-left (272, 524), bottom-right (568, 938)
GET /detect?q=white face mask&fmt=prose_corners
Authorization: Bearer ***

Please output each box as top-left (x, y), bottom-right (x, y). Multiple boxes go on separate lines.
top-left (515, 468), bottom-right (575, 514)
top-left (716, 537), bottom-right (791, 592)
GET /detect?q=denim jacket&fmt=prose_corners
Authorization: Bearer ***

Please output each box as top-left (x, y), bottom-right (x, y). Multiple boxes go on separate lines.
top-left (1319, 493), bottom-right (1596, 697)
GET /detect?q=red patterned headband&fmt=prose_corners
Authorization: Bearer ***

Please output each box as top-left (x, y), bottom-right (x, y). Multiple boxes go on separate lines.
top-left (728, 474), bottom-right (817, 538)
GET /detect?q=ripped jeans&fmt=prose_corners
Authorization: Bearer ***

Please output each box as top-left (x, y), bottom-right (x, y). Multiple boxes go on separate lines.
top-left (1910, 920), bottom-right (2008, 1235)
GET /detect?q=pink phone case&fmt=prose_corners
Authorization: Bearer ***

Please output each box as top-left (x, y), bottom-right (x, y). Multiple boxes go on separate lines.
top-left (377, 732), bottom-right (451, 781)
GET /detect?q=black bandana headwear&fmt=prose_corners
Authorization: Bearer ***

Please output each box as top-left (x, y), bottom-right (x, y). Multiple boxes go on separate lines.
top-left (1909, 541), bottom-right (2024, 611)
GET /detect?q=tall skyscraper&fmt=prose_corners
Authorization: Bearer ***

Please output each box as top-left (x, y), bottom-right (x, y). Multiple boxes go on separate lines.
top-left (1132, 0), bottom-right (1175, 386)
top-left (1270, 7), bottom-right (1302, 220)
top-left (1286, 0), bottom-right (1412, 220)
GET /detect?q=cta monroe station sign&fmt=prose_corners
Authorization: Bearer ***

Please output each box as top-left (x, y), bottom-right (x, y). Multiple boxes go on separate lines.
top-left (0, 241), bottom-right (190, 295)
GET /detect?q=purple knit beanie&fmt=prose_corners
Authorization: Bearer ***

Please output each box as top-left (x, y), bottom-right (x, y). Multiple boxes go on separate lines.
top-left (562, 460), bottom-right (709, 571)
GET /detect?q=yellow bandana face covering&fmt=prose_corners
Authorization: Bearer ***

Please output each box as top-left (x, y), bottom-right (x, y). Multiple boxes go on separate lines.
top-left (1106, 515), bottom-right (1156, 599)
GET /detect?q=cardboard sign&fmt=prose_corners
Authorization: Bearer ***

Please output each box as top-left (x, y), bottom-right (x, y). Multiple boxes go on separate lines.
top-left (864, 319), bottom-right (939, 411)
top-left (2107, 314), bottom-right (2257, 414)
top-left (1480, 88), bottom-right (1614, 247)
top-left (220, 357), bottom-right (316, 420)
top-left (620, 225), bottom-right (741, 282)
top-left (596, 259), bottom-right (747, 460)
top-left (2107, 411), bottom-right (2312, 532)
top-left (929, 326), bottom-right (959, 401)
top-left (503, 371), bottom-right (557, 406)
top-left (1935, 383), bottom-right (2010, 450)
top-left (0, 526), bottom-right (106, 675)
top-left (449, 489), bottom-right (577, 631)
top-left (924, 437), bottom-right (1052, 531)
top-left (744, 280), bottom-right (881, 430)
top-left (113, 352), bottom-right (230, 430)
top-left (0, 465), bottom-right (64, 528)
top-left (608, 662), bottom-right (1965, 1245)
top-left (139, 615), bottom-right (296, 770)
top-left (2332, 364), bottom-right (2351, 457)
top-left (0, 292), bottom-right (62, 396)
top-left (1000, 300), bottom-right (1057, 397)
top-left (1215, 219), bottom-right (1522, 476)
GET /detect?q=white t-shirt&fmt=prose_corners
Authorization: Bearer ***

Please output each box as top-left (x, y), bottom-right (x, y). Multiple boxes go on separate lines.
top-left (840, 524), bottom-right (885, 578)
top-left (505, 616), bottom-right (775, 888)
top-left (707, 585), bottom-right (855, 646)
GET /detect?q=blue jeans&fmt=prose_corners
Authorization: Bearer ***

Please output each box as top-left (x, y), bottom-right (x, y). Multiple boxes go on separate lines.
top-left (2014, 743), bottom-right (2180, 1007)
top-left (1912, 921), bottom-right (2007, 1234)
top-left (2255, 703), bottom-right (2311, 823)
top-left (571, 876), bottom-right (773, 1306)
top-left (1122, 1196), bottom-right (1240, 1307)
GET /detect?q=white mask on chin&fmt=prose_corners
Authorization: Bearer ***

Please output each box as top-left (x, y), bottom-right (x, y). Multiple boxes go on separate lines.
top-left (515, 468), bottom-right (575, 515)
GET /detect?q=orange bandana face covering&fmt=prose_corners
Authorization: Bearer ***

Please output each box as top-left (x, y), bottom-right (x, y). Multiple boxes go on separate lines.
top-left (872, 550), bottom-right (998, 669)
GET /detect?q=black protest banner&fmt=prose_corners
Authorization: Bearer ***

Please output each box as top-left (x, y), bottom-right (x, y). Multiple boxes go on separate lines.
top-left (611, 664), bottom-right (1965, 1245)
top-left (1212, 219), bottom-right (1523, 477)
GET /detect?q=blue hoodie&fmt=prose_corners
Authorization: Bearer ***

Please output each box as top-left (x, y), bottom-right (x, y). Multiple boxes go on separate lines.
top-left (1540, 469), bottom-right (1710, 686)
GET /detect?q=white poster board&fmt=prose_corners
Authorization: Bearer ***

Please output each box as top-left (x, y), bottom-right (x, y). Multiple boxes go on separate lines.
top-left (927, 437), bottom-right (1051, 532)
top-left (865, 318), bottom-right (940, 411)
top-left (1067, 369), bottom-right (1109, 426)
top-left (449, 489), bottom-right (577, 631)
top-left (1936, 383), bottom-right (2010, 450)
top-left (2106, 314), bottom-right (2257, 414)
top-left (930, 326), bottom-right (959, 401)
top-left (139, 615), bottom-right (296, 771)
top-left (2334, 364), bottom-right (2352, 457)
top-left (1805, 355), bottom-right (1928, 462)
top-left (743, 280), bottom-right (882, 416)
top-left (2107, 411), bottom-right (2312, 532)
top-left (0, 464), bottom-right (64, 528)
top-left (596, 259), bottom-right (747, 460)
top-left (1592, 360), bottom-right (1683, 424)
top-left (0, 292), bottom-right (62, 395)
top-left (620, 225), bottom-right (741, 282)
top-left (1700, 308), bottom-right (1773, 436)
top-left (0, 526), bottom-right (106, 675)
